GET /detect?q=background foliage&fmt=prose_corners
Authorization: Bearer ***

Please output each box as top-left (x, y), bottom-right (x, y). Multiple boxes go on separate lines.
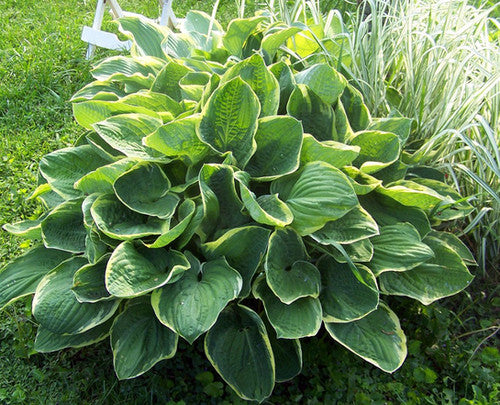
top-left (0, 0), bottom-right (498, 403)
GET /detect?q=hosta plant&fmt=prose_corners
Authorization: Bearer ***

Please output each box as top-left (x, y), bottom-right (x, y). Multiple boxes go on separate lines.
top-left (0, 12), bottom-right (477, 402)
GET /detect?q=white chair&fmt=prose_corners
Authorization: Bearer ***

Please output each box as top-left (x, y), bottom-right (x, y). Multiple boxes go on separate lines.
top-left (82, 0), bottom-right (178, 59)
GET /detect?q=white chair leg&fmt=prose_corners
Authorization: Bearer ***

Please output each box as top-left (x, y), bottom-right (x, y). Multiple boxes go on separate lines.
top-left (86, 0), bottom-right (107, 59)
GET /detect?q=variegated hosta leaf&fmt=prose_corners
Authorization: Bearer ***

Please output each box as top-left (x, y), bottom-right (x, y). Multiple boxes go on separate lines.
top-left (317, 256), bottom-right (379, 323)
top-left (111, 296), bottom-right (178, 379)
top-left (271, 162), bottom-right (358, 235)
top-left (91, 194), bottom-right (168, 240)
top-left (205, 304), bottom-right (275, 402)
top-left (202, 226), bottom-right (271, 297)
top-left (0, 246), bottom-right (71, 310)
top-left (41, 198), bottom-right (87, 253)
top-left (360, 193), bottom-right (431, 238)
top-left (198, 164), bottom-right (248, 237)
top-left (427, 231), bottom-right (476, 265)
top-left (236, 174), bottom-right (293, 227)
top-left (350, 130), bottom-right (401, 174)
top-left (287, 84), bottom-right (337, 142)
top-left (326, 239), bottom-right (374, 264)
top-left (311, 205), bottom-right (379, 245)
top-left (35, 318), bottom-right (113, 353)
top-left (92, 113), bottom-right (164, 161)
top-left (244, 115), bottom-right (303, 180)
top-left (91, 56), bottom-right (164, 82)
top-left (261, 25), bottom-right (302, 63)
top-left (106, 241), bottom-right (190, 298)
top-left (32, 256), bottom-right (119, 334)
top-left (367, 117), bottom-right (413, 146)
top-left (325, 302), bottom-right (407, 373)
top-left (340, 83), bottom-right (371, 132)
top-left (265, 322), bottom-right (302, 382)
top-left (145, 199), bottom-right (197, 248)
top-left (253, 276), bottom-right (322, 339)
top-left (376, 180), bottom-right (454, 212)
top-left (334, 100), bottom-right (354, 142)
top-left (113, 162), bottom-right (179, 219)
top-left (379, 235), bottom-right (474, 305)
top-left (368, 223), bottom-right (434, 276)
top-left (198, 77), bottom-right (260, 167)
top-left (118, 16), bottom-right (169, 59)
top-left (151, 254), bottom-right (242, 343)
top-left (72, 253), bottom-right (112, 303)
top-left (300, 133), bottom-right (360, 168)
top-left (269, 62), bottom-right (296, 113)
top-left (151, 60), bottom-right (192, 101)
top-left (223, 17), bottom-right (267, 57)
top-left (39, 145), bottom-right (110, 199)
top-left (2, 216), bottom-right (44, 239)
top-left (265, 228), bottom-right (320, 304)
top-left (221, 54), bottom-right (280, 117)
top-left (294, 63), bottom-right (347, 105)
top-left (75, 158), bottom-right (138, 195)
top-left (144, 115), bottom-right (210, 165)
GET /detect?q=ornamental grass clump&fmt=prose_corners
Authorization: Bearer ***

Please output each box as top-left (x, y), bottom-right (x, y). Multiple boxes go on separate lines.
top-left (0, 11), bottom-right (477, 402)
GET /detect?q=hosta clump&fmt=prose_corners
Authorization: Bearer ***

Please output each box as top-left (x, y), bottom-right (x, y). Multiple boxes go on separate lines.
top-left (1, 12), bottom-right (477, 401)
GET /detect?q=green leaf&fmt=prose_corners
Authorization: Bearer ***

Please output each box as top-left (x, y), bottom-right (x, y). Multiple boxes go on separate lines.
top-left (146, 199), bottom-right (197, 248)
top-left (151, 254), bottom-right (242, 343)
top-left (334, 100), bottom-right (354, 142)
top-left (287, 84), bottom-right (336, 142)
top-left (180, 72), bottom-right (211, 102)
top-left (266, 327), bottom-right (302, 382)
top-left (72, 254), bottom-right (112, 303)
top-left (205, 304), bottom-right (274, 402)
top-left (261, 25), bottom-right (302, 62)
top-left (113, 162), bottom-right (179, 219)
top-left (151, 60), bottom-right (192, 101)
top-left (35, 319), bottom-right (112, 353)
top-left (311, 205), bottom-right (379, 244)
top-left (300, 133), bottom-right (360, 168)
top-left (360, 193), bottom-right (431, 238)
top-left (120, 91), bottom-right (184, 116)
top-left (2, 217), bottom-right (44, 239)
top-left (376, 180), bottom-right (452, 211)
top-left (91, 194), bottom-right (167, 240)
top-left (350, 131), bottom-right (401, 174)
top-left (379, 236), bottom-right (474, 305)
top-left (317, 256), bottom-right (379, 322)
top-left (325, 303), bottom-right (407, 373)
top-left (237, 175), bottom-right (293, 227)
top-left (427, 231), bottom-right (476, 265)
top-left (325, 239), bottom-right (374, 263)
top-left (106, 241), bottom-right (189, 298)
top-left (73, 100), bottom-right (160, 130)
top-left (92, 113), bottom-right (165, 161)
top-left (340, 83), bottom-right (371, 132)
top-left (367, 117), bottom-right (413, 146)
top-left (202, 226), bottom-right (271, 297)
top-left (369, 223), bottom-right (434, 276)
top-left (269, 62), bottom-right (295, 114)
top-left (39, 145), bottom-right (110, 199)
top-left (71, 80), bottom-right (126, 102)
top-left (91, 56), bottom-right (163, 81)
top-left (271, 162), bottom-right (358, 235)
top-left (75, 158), bottom-right (138, 195)
top-left (295, 64), bottom-right (347, 105)
top-left (342, 166), bottom-right (382, 195)
top-left (198, 164), bottom-right (248, 237)
top-left (41, 199), bottom-right (86, 253)
top-left (198, 77), bottom-right (260, 167)
top-left (32, 256), bottom-right (119, 334)
top-left (144, 115), bottom-right (210, 165)
top-left (0, 246), bottom-right (71, 310)
top-left (253, 276), bottom-right (322, 339)
top-left (221, 54), bottom-right (279, 117)
top-left (111, 296), bottom-right (178, 379)
top-left (182, 10), bottom-right (223, 52)
top-left (223, 17), bottom-right (267, 57)
top-left (245, 116), bottom-right (302, 179)
top-left (264, 228), bottom-right (320, 304)
top-left (119, 17), bottom-right (168, 59)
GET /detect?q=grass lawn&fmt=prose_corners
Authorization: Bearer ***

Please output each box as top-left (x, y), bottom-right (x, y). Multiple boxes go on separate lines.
top-left (0, 0), bottom-right (498, 403)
